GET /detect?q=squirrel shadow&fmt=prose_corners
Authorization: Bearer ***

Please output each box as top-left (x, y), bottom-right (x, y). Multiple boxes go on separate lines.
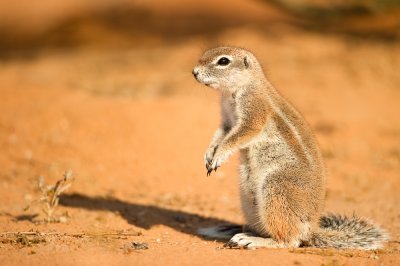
top-left (59, 193), bottom-right (238, 240)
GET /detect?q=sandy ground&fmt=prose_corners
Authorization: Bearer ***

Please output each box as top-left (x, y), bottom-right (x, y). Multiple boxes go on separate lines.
top-left (1, 1), bottom-right (400, 266)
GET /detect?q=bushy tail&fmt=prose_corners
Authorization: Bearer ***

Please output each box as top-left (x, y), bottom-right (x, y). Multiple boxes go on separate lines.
top-left (310, 214), bottom-right (389, 250)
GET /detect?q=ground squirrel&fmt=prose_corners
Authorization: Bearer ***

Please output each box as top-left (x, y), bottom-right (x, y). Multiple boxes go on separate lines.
top-left (192, 46), bottom-right (388, 249)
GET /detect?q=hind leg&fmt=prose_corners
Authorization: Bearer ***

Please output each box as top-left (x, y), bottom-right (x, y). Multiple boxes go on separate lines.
top-left (249, 175), bottom-right (317, 249)
top-left (227, 174), bottom-right (317, 249)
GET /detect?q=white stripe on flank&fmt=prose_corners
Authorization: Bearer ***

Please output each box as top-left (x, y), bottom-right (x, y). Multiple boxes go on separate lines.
top-left (265, 92), bottom-right (314, 165)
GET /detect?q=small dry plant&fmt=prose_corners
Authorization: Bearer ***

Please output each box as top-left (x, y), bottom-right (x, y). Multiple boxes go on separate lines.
top-left (25, 170), bottom-right (74, 223)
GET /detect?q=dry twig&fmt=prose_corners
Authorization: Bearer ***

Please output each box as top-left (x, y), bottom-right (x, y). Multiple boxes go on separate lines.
top-left (25, 170), bottom-right (74, 223)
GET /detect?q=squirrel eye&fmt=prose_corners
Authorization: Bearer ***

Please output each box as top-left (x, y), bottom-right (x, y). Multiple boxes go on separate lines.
top-left (217, 57), bottom-right (231, 66)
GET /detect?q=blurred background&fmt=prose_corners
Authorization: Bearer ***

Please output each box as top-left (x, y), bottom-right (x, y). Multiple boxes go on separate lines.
top-left (1, 0), bottom-right (400, 97)
top-left (1, 1), bottom-right (400, 264)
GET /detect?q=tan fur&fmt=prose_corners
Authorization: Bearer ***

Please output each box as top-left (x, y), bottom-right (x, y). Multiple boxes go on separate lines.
top-left (193, 46), bottom-right (388, 249)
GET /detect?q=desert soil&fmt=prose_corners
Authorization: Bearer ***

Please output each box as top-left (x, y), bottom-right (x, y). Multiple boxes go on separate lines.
top-left (1, 1), bottom-right (400, 265)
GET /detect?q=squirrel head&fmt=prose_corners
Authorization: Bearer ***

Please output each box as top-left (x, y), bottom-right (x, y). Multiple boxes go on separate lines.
top-left (192, 46), bottom-right (263, 93)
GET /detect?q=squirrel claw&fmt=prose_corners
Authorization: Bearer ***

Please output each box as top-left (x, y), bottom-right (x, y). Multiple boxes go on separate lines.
top-left (207, 169), bottom-right (212, 176)
top-left (224, 240), bottom-right (239, 249)
top-left (206, 166), bottom-right (218, 176)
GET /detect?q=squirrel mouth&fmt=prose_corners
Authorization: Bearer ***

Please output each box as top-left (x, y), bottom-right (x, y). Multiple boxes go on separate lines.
top-left (205, 82), bottom-right (219, 89)
top-left (194, 76), bottom-right (218, 88)
top-left (199, 80), bottom-right (213, 87)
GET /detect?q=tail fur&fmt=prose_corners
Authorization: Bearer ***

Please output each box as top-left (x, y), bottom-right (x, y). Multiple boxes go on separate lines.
top-left (309, 214), bottom-right (389, 250)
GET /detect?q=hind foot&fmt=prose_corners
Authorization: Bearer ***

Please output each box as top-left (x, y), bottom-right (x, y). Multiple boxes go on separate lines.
top-left (225, 233), bottom-right (283, 249)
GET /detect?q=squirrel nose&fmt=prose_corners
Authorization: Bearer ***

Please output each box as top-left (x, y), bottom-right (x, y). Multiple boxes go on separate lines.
top-left (192, 67), bottom-right (199, 77)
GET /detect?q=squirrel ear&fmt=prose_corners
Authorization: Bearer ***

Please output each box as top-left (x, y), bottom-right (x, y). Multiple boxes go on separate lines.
top-left (244, 56), bottom-right (250, 68)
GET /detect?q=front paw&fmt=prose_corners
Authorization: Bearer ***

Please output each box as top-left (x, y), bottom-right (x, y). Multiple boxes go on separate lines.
top-left (206, 147), bottom-right (232, 176)
top-left (204, 146), bottom-right (217, 169)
